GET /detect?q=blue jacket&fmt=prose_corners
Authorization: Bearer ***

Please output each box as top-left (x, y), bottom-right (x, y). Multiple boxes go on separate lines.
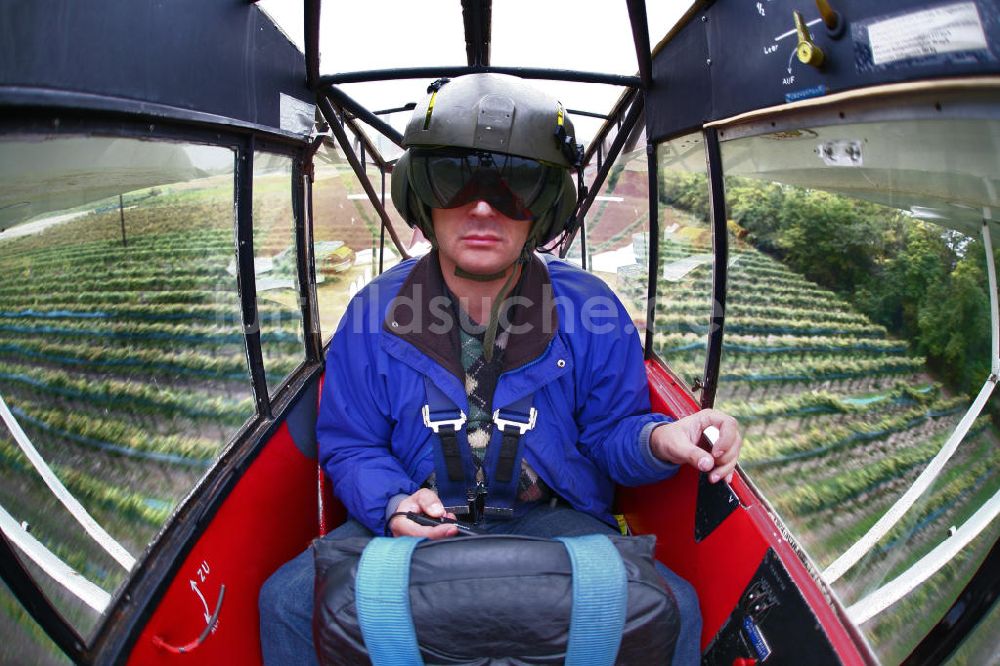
top-left (317, 252), bottom-right (677, 534)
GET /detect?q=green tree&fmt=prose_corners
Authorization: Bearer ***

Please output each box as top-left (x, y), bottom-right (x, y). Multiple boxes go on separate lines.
top-left (659, 171), bottom-right (709, 221)
top-left (772, 189), bottom-right (887, 294)
top-left (726, 180), bottom-right (785, 254)
top-left (917, 245), bottom-right (992, 394)
top-left (855, 221), bottom-right (954, 339)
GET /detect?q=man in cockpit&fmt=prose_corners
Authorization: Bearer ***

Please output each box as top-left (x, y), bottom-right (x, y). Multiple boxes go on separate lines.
top-left (260, 73), bottom-right (742, 665)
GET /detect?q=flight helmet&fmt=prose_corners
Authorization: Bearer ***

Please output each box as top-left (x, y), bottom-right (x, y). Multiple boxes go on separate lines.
top-left (391, 73), bottom-right (583, 251)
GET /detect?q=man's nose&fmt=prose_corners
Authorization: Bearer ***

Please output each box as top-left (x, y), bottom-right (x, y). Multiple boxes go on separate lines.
top-left (468, 200), bottom-right (498, 217)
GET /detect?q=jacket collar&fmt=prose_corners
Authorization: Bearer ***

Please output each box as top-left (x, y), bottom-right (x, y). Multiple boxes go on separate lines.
top-left (383, 251), bottom-right (558, 379)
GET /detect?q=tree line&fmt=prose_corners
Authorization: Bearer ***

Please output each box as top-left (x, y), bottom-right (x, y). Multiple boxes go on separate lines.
top-left (659, 171), bottom-right (996, 411)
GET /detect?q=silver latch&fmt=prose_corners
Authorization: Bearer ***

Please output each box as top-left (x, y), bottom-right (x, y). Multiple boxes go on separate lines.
top-left (422, 405), bottom-right (466, 433)
top-left (492, 407), bottom-right (538, 435)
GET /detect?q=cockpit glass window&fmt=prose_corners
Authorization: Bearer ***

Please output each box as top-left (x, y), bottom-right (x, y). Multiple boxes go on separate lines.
top-left (652, 132), bottom-right (717, 386)
top-left (717, 116), bottom-right (1000, 661)
top-left (0, 135), bottom-right (253, 639)
top-left (312, 141), bottom-right (400, 343)
top-left (568, 127), bottom-right (650, 342)
top-left (252, 152), bottom-right (305, 397)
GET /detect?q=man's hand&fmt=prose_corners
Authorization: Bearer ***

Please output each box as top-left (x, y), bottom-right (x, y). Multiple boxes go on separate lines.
top-left (388, 488), bottom-right (460, 539)
top-left (650, 409), bottom-right (742, 484)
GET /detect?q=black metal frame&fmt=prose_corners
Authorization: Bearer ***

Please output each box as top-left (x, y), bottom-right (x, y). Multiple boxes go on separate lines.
top-left (461, 0), bottom-right (491, 67)
top-left (341, 112), bottom-right (391, 171)
top-left (293, 158), bottom-right (322, 363)
top-left (317, 95), bottom-right (409, 260)
top-left (305, 0), bottom-right (321, 91)
top-left (235, 136), bottom-right (272, 419)
top-left (322, 85), bottom-right (404, 148)
top-left (560, 90), bottom-right (644, 263)
top-left (0, 531), bottom-right (86, 662)
top-left (699, 128), bottom-right (728, 409)
top-left (567, 108), bottom-right (610, 120)
top-left (580, 87), bottom-right (641, 177)
top-left (643, 134), bottom-right (660, 359)
top-left (625, 0), bottom-right (653, 90)
top-left (319, 67), bottom-right (640, 88)
top-left (247, 137), bottom-right (322, 408)
top-left (904, 538), bottom-right (1000, 665)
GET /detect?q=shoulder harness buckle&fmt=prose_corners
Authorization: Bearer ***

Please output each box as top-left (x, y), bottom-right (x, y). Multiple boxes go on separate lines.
top-left (421, 404), bottom-right (467, 433)
top-left (492, 406), bottom-right (537, 435)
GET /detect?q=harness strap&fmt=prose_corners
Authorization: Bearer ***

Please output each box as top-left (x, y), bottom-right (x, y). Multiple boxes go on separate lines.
top-left (421, 379), bottom-right (466, 483)
top-left (557, 535), bottom-right (628, 665)
top-left (496, 430), bottom-right (519, 483)
top-left (355, 537), bottom-right (425, 665)
top-left (491, 395), bottom-right (537, 484)
top-left (422, 377), bottom-right (537, 519)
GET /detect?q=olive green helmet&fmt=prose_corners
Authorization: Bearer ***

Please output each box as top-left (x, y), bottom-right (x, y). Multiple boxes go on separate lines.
top-left (391, 73), bottom-right (583, 247)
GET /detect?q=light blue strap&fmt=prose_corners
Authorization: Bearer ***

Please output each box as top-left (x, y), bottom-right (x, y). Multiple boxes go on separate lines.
top-left (557, 535), bottom-right (628, 666)
top-left (355, 537), bottom-right (425, 666)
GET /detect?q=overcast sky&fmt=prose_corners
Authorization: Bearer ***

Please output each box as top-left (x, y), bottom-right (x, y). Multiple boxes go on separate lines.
top-left (258, 1), bottom-right (693, 143)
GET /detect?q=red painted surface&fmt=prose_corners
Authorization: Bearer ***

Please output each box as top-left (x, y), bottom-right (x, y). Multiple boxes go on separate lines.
top-left (620, 360), bottom-right (870, 664)
top-left (619, 361), bottom-right (769, 647)
top-left (126, 422), bottom-right (345, 666)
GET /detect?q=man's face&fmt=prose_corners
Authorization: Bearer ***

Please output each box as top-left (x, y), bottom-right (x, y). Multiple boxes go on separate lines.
top-left (432, 200), bottom-right (532, 277)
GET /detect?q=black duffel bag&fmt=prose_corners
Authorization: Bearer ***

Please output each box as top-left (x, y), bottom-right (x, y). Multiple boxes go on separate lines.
top-left (313, 533), bottom-right (679, 665)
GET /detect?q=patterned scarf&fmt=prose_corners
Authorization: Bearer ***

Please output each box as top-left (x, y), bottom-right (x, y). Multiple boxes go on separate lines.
top-left (455, 301), bottom-right (551, 503)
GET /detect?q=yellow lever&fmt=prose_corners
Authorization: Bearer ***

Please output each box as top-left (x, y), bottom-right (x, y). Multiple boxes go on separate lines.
top-left (794, 10), bottom-right (825, 68)
top-left (816, 0), bottom-right (840, 31)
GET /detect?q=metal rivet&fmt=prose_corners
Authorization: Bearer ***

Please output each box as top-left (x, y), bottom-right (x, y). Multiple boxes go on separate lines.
top-left (391, 321), bottom-right (399, 328)
top-left (556, 359), bottom-right (566, 368)
top-left (706, 58), bottom-right (712, 66)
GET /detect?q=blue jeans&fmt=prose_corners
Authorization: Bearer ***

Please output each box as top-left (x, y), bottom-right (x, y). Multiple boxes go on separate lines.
top-left (259, 504), bottom-right (701, 665)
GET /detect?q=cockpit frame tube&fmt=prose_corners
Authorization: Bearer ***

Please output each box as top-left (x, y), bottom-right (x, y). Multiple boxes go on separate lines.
top-left (342, 113), bottom-right (392, 170)
top-left (699, 128), bottom-right (729, 409)
top-left (317, 95), bottom-right (410, 260)
top-left (319, 67), bottom-right (641, 88)
top-left (322, 85), bottom-right (404, 149)
top-left (235, 136), bottom-right (272, 419)
top-left (0, 531), bottom-right (86, 663)
top-left (560, 90), bottom-right (644, 263)
top-left (293, 157), bottom-right (322, 363)
top-left (643, 133), bottom-right (659, 360)
top-left (461, 0), bottom-right (491, 68)
top-left (305, 0), bottom-right (321, 91)
top-left (582, 88), bottom-right (639, 171)
top-left (625, 0), bottom-right (652, 90)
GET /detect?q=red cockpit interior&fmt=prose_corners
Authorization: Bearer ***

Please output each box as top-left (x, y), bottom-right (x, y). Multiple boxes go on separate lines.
top-left (125, 359), bottom-right (867, 665)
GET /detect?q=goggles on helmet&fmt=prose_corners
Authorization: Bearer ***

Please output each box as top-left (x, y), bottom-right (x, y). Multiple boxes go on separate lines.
top-left (407, 147), bottom-right (566, 222)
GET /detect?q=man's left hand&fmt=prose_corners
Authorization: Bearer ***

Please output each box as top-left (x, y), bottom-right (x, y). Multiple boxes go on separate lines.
top-left (650, 409), bottom-right (742, 484)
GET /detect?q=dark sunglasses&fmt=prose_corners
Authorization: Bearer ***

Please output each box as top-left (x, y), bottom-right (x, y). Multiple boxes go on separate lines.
top-left (408, 148), bottom-right (565, 221)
